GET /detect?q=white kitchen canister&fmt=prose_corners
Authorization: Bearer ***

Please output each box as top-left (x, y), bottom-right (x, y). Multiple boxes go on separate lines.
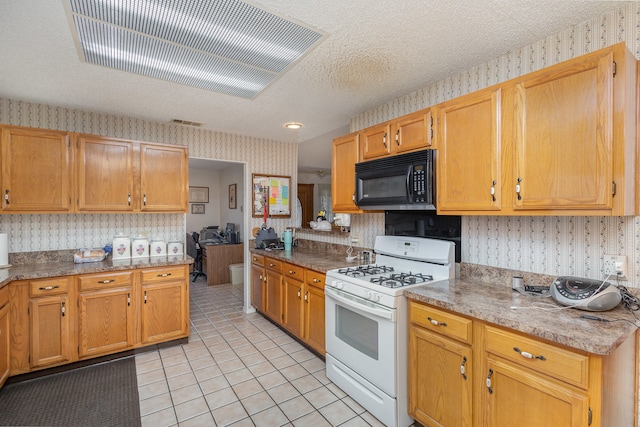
top-left (131, 237), bottom-right (149, 258)
top-left (112, 234), bottom-right (131, 260)
top-left (150, 239), bottom-right (166, 257)
top-left (167, 241), bottom-right (183, 256)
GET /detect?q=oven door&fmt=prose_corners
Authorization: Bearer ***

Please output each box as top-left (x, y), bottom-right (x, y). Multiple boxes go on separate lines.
top-left (325, 286), bottom-right (397, 396)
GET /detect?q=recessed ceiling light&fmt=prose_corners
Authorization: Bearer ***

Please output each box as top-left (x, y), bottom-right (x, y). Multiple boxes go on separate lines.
top-left (65, 0), bottom-right (326, 99)
top-left (284, 122), bottom-right (303, 129)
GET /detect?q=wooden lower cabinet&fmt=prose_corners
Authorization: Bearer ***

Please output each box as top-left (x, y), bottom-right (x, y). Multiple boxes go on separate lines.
top-left (250, 255), bottom-right (326, 355)
top-left (141, 265), bottom-right (189, 345)
top-left (0, 286), bottom-right (10, 387)
top-left (78, 271), bottom-right (135, 358)
top-left (28, 277), bottom-right (73, 369)
top-left (5, 263), bottom-right (190, 383)
top-left (263, 258), bottom-right (283, 323)
top-left (408, 300), bottom-right (637, 427)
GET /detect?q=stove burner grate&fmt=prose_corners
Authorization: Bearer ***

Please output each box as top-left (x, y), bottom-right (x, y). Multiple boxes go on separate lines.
top-left (337, 265), bottom-right (394, 278)
top-left (370, 272), bottom-right (434, 288)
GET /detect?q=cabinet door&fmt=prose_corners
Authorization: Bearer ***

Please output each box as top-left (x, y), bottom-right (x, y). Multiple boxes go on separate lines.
top-left (141, 280), bottom-right (188, 344)
top-left (78, 288), bottom-right (134, 358)
top-left (512, 49), bottom-right (613, 211)
top-left (303, 281), bottom-right (325, 354)
top-left (484, 356), bottom-right (589, 427)
top-left (264, 269), bottom-right (283, 324)
top-left (139, 143), bottom-right (188, 212)
top-left (283, 276), bottom-right (303, 337)
top-left (251, 264), bottom-right (265, 312)
top-left (361, 122), bottom-right (391, 160)
top-left (408, 325), bottom-right (472, 427)
top-left (394, 110), bottom-right (432, 153)
top-left (436, 88), bottom-right (501, 213)
top-left (1, 126), bottom-right (71, 212)
top-left (30, 295), bottom-right (71, 368)
top-left (76, 135), bottom-right (134, 212)
top-left (0, 302), bottom-right (9, 387)
top-left (332, 132), bottom-right (362, 213)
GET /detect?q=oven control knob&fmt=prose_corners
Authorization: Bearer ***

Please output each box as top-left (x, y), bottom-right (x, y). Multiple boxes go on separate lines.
top-left (367, 292), bottom-right (381, 302)
top-left (331, 280), bottom-right (344, 290)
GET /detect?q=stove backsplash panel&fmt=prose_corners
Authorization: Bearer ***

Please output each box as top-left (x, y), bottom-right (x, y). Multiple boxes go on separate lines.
top-left (385, 211), bottom-right (461, 262)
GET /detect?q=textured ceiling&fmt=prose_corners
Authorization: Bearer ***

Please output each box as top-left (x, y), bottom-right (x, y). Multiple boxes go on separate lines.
top-left (0, 0), bottom-right (631, 147)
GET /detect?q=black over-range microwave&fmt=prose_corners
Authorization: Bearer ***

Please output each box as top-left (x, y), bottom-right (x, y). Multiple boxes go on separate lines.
top-left (355, 149), bottom-right (435, 210)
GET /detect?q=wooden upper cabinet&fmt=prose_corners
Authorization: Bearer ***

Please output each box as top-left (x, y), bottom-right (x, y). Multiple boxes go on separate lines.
top-left (76, 135), bottom-right (134, 212)
top-left (394, 110), bottom-right (432, 154)
top-left (361, 122), bottom-right (392, 160)
top-left (508, 42), bottom-right (636, 215)
top-left (512, 48), bottom-right (613, 212)
top-left (362, 110), bottom-right (432, 161)
top-left (332, 132), bottom-right (362, 213)
top-left (436, 87), bottom-right (501, 213)
top-left (139, 143), bottom-right (188, 212)
top-left (1, 126), bottom-right (72, 213)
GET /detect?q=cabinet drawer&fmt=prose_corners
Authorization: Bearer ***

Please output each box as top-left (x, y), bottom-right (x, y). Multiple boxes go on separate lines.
top-left (283, 263), bottom-right (304, 279)
top-left (409, 301), bottom-right (472, 344)
top-left (265, 258), bottom-right (282, 272)
top-left (485, 325), bottom-right (589, 389)
top-left (29, 278), bottom-right (69, 297)
top-left (140, 266), bottom-right (186, 283)
top-left (305, 270), bottom-right (325, 289)
top-left (251, 254), bottom-right (264, 266)
top-left (78, 271), bottom-right (133, 291)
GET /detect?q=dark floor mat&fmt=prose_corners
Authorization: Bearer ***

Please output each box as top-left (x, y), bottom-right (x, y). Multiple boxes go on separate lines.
top-left (0, 357), bottom-right (141, 427)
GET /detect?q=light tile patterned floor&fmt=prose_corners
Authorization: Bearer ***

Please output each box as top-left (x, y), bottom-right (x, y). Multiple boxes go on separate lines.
top-left (136, 278), bottom-right (388, 427)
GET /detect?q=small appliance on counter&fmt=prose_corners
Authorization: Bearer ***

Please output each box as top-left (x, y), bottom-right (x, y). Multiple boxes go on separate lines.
top-left (254, 226), bottom-right (282, 249)
top-left (550, 276), bottom-right (622, 311)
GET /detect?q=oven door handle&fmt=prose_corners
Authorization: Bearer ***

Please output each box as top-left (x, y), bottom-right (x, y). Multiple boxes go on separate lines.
top-left (325, 287), bottom-right (396, 322)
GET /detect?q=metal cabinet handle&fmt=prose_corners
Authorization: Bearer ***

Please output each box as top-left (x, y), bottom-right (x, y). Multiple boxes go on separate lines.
top-left (127, 292), bottom-right (131, 307)
top-left (39, 285), bottom-right (60, 291)
top-left (516, 177), bottom-right (522, 200)
top-left (382, 132), bottom-right (387, 148)
top-left (61, 301), bottom-right (66, 317)
top-left (97, 279), bottom-right (114, 284)
top-left (144, 291), bottom-right (147, 304)
top-left (395, 129), bottom-right (400, 146)
top-left (127, 192), bottom-right (131, 206)
top-left (460, 356), bottom-right (467, 380)
top-left (513, 347), bottom-right (546, 361)
top-left (313, 278), bottom-right (321, 283)
top-left (143, 193), bottom-right (147, 206)
top-left (157, 273), bottom-right (172, 277)
top-left (427, 316), bottom-right (447, 327)
top-left (297, 290), bottom-right (301, 299)
top-left (486, 369), bottom-right (493, 394)
top-left (304, 291), bottom-right (309, 302)
top-left (289, 270), bottom-right (295, 274)
top-left (490, 180), bottom-right (497, 202)
top-left (4, 189), bottom-right (9, 205)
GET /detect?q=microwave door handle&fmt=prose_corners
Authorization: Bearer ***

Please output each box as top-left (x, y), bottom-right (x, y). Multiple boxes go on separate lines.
top-left (406, 167), bottom-right (413, 202)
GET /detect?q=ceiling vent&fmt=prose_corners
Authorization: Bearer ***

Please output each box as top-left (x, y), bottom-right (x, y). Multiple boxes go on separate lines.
top-left (171, 119), bottom-right (203, 127)
top-left (65, 0), bottom-right (326, 99)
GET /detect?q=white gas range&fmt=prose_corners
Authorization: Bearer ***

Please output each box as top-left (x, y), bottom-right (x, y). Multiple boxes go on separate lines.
top-left (325, 236), bottom-right (455, 427)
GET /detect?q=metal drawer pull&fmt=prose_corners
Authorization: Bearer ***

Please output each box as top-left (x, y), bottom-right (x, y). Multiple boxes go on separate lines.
top-left (513, 347), bottom-right (546, 361)
top-left (97, 279), bottom-right (114, 284)
top-left (313, 278), bottom-right (321, 283)
top-left (427, 316), bottom-right (447, 327)
top-left (39, 285), bottom-right (60, 291)
top-left (460, 356), bottom-right (467, 380)
top-left (157, 273), bottom-right (172, 277)
top-left (289, 270), bottom-right (295, 274)
top-left (486, 369), bottom-right (493, 394)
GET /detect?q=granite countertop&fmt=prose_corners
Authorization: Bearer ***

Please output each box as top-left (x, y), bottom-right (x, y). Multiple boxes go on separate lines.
top-left (0, 255), bottom-right (194, 289)
top-left (405, 278), bottom-right (639, 356)
top-left (250, 246), bottom-right (357, 273)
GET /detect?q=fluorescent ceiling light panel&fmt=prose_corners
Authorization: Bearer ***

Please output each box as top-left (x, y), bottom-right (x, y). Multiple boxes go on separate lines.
top-left (66, 0), bottom-right (326, 99)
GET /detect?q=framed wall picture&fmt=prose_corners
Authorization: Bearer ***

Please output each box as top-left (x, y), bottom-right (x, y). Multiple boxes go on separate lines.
top-left (189, 186), bottom-right (209, 203)
top-left (191, 203), bottom-right (205, 214)
top-left (252, 174), bottom-right (291, 218)
top-left (229, 183), bottom-right (237, 209)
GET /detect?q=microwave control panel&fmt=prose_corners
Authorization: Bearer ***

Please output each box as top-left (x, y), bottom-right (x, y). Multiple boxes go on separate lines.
top-left (412, 165), bottom-right (426, 201)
